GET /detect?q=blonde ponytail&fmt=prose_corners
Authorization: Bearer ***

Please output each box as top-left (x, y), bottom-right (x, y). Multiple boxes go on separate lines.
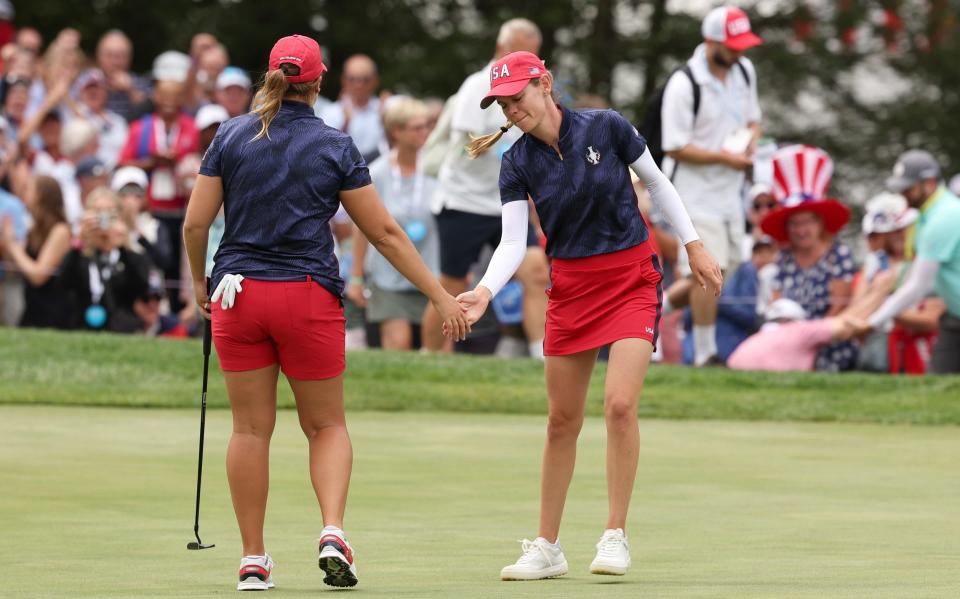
top-left (251, 69), bottom-right (288, 141)
top-left (465, 122), bottom-right (513, 159)
top-left (250, 65), bottom-right (320, 142)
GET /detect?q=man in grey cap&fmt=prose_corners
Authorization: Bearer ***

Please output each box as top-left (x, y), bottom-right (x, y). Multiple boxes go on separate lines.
top-left (853, 149), bottom-right (960, 373)
top-left (885, 149), bottom-right (945, 216)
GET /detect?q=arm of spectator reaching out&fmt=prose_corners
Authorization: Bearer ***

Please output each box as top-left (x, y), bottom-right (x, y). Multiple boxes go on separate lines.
top-left (865, 258), bottom-right (939, 330)
top-left (16, 73), bottom-right (74, 148)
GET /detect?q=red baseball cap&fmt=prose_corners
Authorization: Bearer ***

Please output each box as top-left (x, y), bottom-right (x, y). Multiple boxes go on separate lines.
top-left (480, 51), bottom-right (546, 109)
top-left (269, 35), bottom-right (327, 83)
top-left (701, 6), bottom-right (763, 51)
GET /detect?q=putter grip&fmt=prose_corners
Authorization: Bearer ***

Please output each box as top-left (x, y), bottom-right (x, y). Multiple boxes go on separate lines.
top-left (203, 318), bottom-right (212, 357)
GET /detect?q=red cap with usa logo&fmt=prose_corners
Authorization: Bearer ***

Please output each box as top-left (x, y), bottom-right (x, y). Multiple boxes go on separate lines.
top-left (701, 6), bottom-right (763, 51)
top-left (269, 34), bottom-right (327, 83)
top-left (480, 51), bottom-right (546, 109)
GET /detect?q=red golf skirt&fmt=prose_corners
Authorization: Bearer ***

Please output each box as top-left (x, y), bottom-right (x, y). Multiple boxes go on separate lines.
top-left (544, 243), bottom-right (663, 356)
top-left (212, 276), bottom-right (346, 380)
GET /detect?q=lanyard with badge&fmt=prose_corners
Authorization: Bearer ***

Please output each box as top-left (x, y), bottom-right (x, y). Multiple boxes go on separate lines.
top-left (152, 118), bottom-right (179, 201)
top-left (85, 249), bottom-right (120, 328)
top-left (390, 150), bottom-right (428, 244)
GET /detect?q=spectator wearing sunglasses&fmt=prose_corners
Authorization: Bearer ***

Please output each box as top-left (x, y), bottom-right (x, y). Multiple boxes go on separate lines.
top-left (743, 181), bottom-right (777, 260)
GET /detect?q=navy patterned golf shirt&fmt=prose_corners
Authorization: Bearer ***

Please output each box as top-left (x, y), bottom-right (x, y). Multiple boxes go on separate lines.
top-left (200, 100), bottom-right (371, 297)
top-left (499, 107), bottom-right (649, 259)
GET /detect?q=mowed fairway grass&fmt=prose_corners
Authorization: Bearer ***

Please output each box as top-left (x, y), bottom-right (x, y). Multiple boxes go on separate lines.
top-left (3, 406), bottom-right (959, 598)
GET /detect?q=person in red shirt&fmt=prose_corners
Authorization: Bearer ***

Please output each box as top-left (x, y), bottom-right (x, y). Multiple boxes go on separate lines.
top-left (119, 78), bottom-right (199, 309)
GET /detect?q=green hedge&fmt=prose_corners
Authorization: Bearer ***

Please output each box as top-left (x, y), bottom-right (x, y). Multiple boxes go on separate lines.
top-left (3, 328), bottom-right (958, 424)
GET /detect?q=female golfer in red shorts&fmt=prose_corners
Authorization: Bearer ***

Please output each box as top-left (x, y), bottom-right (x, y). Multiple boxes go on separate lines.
top-left (456, 51), bottom-right (722, 580)
top-left (183, 35), bottom-right (468, 591)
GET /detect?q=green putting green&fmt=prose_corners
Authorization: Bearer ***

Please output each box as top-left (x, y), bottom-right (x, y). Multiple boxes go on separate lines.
top-left (3, 406), bottom-right (958, 598)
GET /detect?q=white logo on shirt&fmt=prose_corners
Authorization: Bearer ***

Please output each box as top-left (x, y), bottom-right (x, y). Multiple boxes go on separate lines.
top-left (586, 146), bottom-right (600, 165)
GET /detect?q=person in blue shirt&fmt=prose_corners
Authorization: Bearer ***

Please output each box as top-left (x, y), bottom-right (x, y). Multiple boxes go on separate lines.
top-left (681, 235), bottom-right (777, 363)
top-left (182, 35), bottom-right (468, 592)
top-left (455, 51), bottom-right (723, 581)
top-left (0, 175), bottom-right (33, 324)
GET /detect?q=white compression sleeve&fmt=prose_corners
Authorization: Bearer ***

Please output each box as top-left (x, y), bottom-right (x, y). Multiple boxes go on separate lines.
top-left (867, 258), bottom-right (939, 328)
top-left (629, 147), bottom-right (700, 246)
top-left (476, 200), bottom-right (529, 298)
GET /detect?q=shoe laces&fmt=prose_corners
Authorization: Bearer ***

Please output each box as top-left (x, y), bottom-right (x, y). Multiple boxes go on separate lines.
top-left (516, 538), bottom-right (552, 565)
top-left (596, 530), bottom-right (626, 556)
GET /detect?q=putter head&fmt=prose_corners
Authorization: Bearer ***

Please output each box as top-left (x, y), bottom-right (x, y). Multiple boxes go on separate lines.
top-left (187, 541), bottom-right (215, 550)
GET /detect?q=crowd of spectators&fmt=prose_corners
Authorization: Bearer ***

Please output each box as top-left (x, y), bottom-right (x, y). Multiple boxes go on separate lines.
top-left (0, 19), bottom-right (957, 374)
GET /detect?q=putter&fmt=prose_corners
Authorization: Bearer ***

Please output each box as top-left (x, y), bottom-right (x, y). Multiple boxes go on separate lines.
top-left (188, 317), bottom-right (215, 551)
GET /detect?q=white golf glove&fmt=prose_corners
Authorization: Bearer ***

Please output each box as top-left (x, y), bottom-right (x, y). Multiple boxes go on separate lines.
top-left (211, 274), bottom-right (244, 309)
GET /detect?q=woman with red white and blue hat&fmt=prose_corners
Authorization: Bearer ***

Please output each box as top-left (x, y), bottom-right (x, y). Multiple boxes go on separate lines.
top-left (456, 51), bottom-right (723, 581)
top-left (760, 144), bottom-right (857, 371)
top-left (183, 34), bottom-right (469, 591)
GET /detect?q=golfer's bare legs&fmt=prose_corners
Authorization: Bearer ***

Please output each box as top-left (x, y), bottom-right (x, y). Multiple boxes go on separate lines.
top-left (225, 364), bottom-right (280, 556)
top-left (288, 374), bottom-right (352, 529)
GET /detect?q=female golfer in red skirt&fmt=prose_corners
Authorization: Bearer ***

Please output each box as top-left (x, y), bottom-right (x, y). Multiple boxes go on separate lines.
top-left (183, 35), bottom-right (468, 591)
top-left (457, 51), bottom-right (722, 580)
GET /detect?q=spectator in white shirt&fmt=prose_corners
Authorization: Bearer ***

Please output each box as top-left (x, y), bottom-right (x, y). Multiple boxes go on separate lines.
top-left (320, 54), bottom-right (387, 162)
top-left (660, 6), bottom-right (763, 366)
top-left (420, 18), bottom-right (550, 357)
top-left (72, 68), bottom-right (128, 169)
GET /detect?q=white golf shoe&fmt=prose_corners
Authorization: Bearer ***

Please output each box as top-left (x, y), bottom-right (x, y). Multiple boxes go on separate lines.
top-left (500, 537), bottom-right (568, 581)
top-left (237, 554), bottom-right (275, 591)
top-left (318, 526), bottom-right (358, 588)
top-left (590, 528), bottom-right (631, 575)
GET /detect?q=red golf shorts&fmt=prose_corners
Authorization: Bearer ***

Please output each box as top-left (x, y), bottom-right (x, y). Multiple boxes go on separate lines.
top-left (211, 277), bottom-right (345, 380)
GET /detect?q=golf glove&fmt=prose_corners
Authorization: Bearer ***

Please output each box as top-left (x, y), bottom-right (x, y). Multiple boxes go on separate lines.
top-left (211, 274), bottom-right (244, 309)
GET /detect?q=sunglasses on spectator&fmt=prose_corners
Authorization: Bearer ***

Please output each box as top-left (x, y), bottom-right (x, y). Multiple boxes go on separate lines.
top-left (345, 75), bottom-right (373, 83)
top-left (753, 200), bottom-right (777, 210)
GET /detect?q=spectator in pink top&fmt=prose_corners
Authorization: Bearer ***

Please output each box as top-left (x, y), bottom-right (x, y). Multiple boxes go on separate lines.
top-left (728, 272), bottom-right (895, 372)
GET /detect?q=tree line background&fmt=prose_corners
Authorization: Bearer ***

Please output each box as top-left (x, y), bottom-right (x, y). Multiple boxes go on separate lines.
top-left (16, 0), bottom-right (960, 201)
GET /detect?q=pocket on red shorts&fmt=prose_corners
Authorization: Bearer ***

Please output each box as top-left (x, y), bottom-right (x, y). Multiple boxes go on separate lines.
top-left (284, 281), bottom-right (342, 332)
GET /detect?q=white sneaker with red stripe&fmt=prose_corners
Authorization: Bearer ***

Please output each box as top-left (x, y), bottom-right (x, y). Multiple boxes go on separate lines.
top-left (237, 554), bottom-right (275, 591)
top-left (317, 526), bottom-right (357, 588)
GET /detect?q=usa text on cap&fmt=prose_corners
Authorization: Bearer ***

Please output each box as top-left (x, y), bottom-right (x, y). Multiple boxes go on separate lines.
top-left (480, 51), bottom-right (546, 109)
top-left (702, 6), bottom-right (763, 51)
